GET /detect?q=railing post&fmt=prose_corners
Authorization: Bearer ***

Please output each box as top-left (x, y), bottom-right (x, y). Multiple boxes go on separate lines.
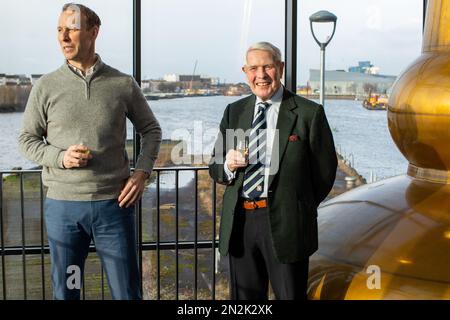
top-left (0, 173), bottom-right (6, 300)
top-left (175, 170), bottom-right (179, 300)
top-left (156, 171), bottom-right (161, 300)
top-left (20, 173), bottom-right (27, 300)
top-left (39, 175), bottom-right (45, 300)
top-left (211, 181), bottom-right (217, 300)
top-left (194, 170), bottom-right (198, 300)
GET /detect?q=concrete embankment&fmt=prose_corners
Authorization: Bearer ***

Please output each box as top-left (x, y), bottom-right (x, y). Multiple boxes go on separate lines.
top-left (0, 85), bottom-right (31, 113)
top-left (329, 152), bottom-right (366, 199)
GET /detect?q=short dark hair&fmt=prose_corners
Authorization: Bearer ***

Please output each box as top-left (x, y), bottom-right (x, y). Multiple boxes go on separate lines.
top-left (62, 3), bottom-right (101, 29)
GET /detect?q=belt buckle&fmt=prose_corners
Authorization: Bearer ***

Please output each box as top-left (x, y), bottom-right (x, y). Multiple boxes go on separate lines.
top-left (243, 198), bottom-right (265, 210)
top-left (243, 199), bottom-right (255, 210)
top-left (252, 199), bottom-right (263, 209)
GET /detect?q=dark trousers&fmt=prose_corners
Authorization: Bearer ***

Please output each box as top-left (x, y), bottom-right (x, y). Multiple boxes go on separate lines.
top-left (228, 206), bottom-right (309, 300)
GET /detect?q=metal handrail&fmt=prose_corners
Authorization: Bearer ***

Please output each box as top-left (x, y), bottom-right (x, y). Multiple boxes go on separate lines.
top-left (0, 166), bottom-right (220, 300)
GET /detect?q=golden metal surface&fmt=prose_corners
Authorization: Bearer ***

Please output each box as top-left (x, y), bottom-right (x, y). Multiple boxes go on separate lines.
top-left (423, 0), bottom-right (450, 52)
top-left (310, 176), bottom-right (450, 299)
top-left (388, 53), bottom-right (450, 171)
top-left (388, 0), bottom-right (450, 172)
top-left (308, 0), bottom-right (450, 299)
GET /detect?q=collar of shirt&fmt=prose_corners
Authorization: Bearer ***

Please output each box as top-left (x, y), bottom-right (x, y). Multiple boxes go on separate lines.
top-left (67, 54), bottom-right (101, 78)
top-left (242, 85), bottom-right (284, 199)
top-left (253, 85), bottom-right (284, 119)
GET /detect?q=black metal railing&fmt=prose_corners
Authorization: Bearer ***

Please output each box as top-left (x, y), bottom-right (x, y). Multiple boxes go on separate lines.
top-left (0, 167), bottom-right (222, 300)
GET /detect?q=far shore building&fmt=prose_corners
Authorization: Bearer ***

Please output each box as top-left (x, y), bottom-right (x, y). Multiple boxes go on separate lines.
top-left (31, 74), bottom-right (43, 85)
top-left (141, 79), bottom-right (166, 93)
top-left (18, 75), bottom-right (31, 86)
top-left (178, 75), bottom-right (201, 82)
top-left (0, 74), bottom-right (32, 111)
top-left (163, 74), bottom-right (178, 82)
top-left (308, 69), bottom-right (397, 96)
top-left (5, 75), bottom-right (20, 86)
top-left (163, 74), bottom-right (220, 90)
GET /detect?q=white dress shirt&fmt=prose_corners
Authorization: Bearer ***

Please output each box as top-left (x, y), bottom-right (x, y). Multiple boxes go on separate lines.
top-left (224, 85), bottom-right (284, 198)
top-left (67, 54), bottom-right (100, 79)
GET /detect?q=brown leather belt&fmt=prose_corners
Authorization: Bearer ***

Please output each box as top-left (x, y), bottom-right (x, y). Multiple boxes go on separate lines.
top-left (242, 198), bottom-right (268, 210)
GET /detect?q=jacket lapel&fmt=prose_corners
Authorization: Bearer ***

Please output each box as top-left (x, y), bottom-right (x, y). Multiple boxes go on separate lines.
top-left (268, 89), bottom-right (298, 188)
top-left (234, 95), bottom-right (256, 186)
top-left (236, 95), bottom-right (256, 131)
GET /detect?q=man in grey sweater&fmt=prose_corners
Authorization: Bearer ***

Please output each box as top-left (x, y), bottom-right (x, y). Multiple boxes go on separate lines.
top-left (18, 3), bottom-right (161, 300)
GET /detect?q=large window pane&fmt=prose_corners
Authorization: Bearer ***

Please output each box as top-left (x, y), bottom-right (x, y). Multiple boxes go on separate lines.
top-left (141, 0), bottom-right (285, 299)
top-left (0, 0), bottom-right (132, 300)
top-left (298, 0), bottom-right (422, 181)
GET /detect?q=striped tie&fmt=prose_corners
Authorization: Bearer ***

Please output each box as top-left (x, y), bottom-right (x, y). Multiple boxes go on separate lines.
top-left (242, 101), bottom-right (271, 199)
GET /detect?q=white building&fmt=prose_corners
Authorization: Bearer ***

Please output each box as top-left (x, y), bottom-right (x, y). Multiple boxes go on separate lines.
top-left (141, 79), bottom-right (151, 90)
top-left (366, 66), bottom-right (380, 75)
top-left (5, 75), bottom-right (20, 85)
top-left (308, 69), bottom-right (397, 96)
top-left (163, 74), bottom-right (179, 82)
top-left (209, 77), bottom-right (220, 85)
top-left (18, 75), bottom-right (31, 86)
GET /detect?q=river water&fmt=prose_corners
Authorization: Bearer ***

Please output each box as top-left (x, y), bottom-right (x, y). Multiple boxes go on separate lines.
top-left (0, 96), bottom-right (408, 180)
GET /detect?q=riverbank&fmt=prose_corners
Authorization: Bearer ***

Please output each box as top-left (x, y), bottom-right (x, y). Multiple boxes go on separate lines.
top-left (328, 153), bottom-right (366, 199)
top-left (300, 94), bottom-right (357, 100)
top-left (0, 85), bottom-right (31, 113)
top-left (145, 92), bottom-right (224, 101)
top-left (0, 104), bottom-right (25, 112)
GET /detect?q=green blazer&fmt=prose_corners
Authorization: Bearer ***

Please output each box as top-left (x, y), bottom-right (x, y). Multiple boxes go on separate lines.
top-left (209, 88), bottom-right (337, 263)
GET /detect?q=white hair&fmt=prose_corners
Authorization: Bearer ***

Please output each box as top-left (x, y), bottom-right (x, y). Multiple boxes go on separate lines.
top-left (245, 42), bottom-right (282, 64)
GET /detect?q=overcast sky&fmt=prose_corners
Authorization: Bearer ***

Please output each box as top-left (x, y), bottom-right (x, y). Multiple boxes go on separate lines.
top-left (0, 0), bottom-right (423, 84)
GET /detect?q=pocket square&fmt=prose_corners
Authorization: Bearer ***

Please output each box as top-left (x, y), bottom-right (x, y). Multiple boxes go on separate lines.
top-left (288, 134), bottom-right (299, 142)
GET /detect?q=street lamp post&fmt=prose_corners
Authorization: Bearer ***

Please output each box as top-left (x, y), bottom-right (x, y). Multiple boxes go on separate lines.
top-left (309, 10), bottom-right (337, 107)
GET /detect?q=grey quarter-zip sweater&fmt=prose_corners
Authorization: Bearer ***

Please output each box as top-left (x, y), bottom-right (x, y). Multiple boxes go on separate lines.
top-left (18, 58), bottom-right (162, 201)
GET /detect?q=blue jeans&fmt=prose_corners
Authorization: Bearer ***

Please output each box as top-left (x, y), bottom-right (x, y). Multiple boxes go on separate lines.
top-left (44, 198), bottom-right (142, 300)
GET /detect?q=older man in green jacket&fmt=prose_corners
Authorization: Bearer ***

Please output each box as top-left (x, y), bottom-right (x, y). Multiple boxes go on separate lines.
top-left (209, 42), bottom-right (337, 300)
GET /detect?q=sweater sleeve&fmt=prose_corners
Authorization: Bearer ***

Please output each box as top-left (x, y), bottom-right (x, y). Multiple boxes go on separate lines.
top-left (17, 82), bottom-right (65, 169)
top-left (126, 77), bottom-right (162, 174)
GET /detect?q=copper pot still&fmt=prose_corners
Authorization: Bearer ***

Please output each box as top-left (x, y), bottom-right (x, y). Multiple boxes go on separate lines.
top-left (308, 0), bottom-right (450, 299)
